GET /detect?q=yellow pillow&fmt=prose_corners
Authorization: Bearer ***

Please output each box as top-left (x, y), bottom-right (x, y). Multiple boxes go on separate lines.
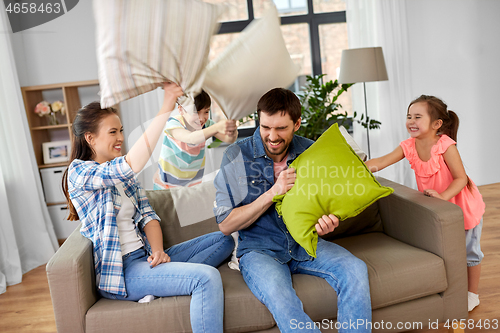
top-left (273, 124), bottom-right (393, 257)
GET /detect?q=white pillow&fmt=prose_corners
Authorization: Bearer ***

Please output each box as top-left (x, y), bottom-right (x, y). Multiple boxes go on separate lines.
top-left (203, 5), bottom-right (299, 120)
top-left (339, 125), bottom-right (367, 161)
top-left (94, 0), bottom-right (222, 107)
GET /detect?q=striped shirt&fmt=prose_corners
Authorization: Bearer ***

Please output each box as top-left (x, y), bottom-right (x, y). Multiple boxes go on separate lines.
top-left (154, 115), bottom-right (215, 189)
top-left (67, 156), bottom-right (160, 296)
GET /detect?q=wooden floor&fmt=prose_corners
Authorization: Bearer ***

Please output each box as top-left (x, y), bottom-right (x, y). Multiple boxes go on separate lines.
top-left (0, 183), bottom-right (498, 333)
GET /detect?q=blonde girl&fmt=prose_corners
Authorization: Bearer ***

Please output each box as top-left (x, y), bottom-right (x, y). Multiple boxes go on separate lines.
top-left (365, 95), bottom-right (485, 312)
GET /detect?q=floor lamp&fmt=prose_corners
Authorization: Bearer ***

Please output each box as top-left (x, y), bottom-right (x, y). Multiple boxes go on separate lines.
top-left (338, 47), bottom-right (388, 159)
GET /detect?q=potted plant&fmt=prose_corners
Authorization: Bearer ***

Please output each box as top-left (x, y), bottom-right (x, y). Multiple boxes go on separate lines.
top-left (296, 74), bottom-right (381, 141)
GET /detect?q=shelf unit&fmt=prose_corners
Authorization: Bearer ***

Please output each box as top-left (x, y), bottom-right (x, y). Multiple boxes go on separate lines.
top-left (21, 80), bottom-right (102, 240)
top-left (21, 80), bottom-right (100, 169)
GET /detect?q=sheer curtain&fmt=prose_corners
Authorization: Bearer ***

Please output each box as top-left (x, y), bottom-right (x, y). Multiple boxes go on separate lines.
top-left (346, 0), bottom-right (416, 188)
top-left (0, 10), bottom-right (58, 294)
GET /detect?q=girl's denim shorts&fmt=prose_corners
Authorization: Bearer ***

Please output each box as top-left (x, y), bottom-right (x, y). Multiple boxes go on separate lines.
top-left (465, 219), bottom-right (484, 267)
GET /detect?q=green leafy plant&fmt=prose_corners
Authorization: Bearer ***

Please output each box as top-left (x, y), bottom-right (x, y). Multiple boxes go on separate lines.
top-left (296, 74), bottom-right (381, 141)
top-left (236, 74), bottom-right (381, 142)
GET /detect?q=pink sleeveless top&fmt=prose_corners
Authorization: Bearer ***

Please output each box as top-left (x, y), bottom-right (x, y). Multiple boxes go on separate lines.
top-left (400, 135), bottom-right (485, 230)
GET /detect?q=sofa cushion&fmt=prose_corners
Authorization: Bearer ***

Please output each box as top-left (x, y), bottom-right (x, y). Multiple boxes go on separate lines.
top-left (85, 232), bottom-right (447, 332)
top-left (146, 182), bottom-right (219, 249)
top-left (86, 296), bottom-right (192, 333)
top-left (334, 232), bottom-right (448, 309)
top-left (219, 265), bottom-right (275, 332)
top-left (273, 124), bottom-right (394, 257)
top-left (321, 201), bottom-right (383, 241)
top-left (339, 125), bottom-right (367, 161)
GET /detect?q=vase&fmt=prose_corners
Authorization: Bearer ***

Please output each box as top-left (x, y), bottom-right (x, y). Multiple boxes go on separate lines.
top-left (47, 112), bottom-right (59, 126)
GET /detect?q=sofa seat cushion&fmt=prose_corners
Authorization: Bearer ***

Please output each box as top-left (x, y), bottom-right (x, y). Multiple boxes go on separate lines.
top-left (219, 265), bottom-right (275, 332)
top-left (219, 232), bottom-right (447, 330)
top-left (86, 233), bottom-right (447, 333)
top-left (334, 232), bottom-right (448, 309)
top-left (86, 296), bottom-right (192, 333)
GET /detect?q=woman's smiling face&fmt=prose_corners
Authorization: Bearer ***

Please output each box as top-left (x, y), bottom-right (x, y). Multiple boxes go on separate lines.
top-left (87, 113), bottom-right (124, 163)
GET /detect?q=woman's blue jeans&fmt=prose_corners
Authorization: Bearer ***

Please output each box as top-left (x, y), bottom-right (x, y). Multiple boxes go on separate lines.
top-left (239, 238), bottom-right (372, 333)
top-left (99, 231), bottom-right (234, 333)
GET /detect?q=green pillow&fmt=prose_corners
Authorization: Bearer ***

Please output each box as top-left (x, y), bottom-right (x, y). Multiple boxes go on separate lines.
top-left (273, 124), bottom-right (393, 257)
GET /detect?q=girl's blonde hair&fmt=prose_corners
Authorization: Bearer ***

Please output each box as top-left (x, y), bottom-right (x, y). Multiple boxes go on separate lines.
top-left (408, 95), bottom-right (473, 192)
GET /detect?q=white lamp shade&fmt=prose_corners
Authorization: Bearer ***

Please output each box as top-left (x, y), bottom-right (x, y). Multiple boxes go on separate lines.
top-left (338, 47), bottom-right (388, 84)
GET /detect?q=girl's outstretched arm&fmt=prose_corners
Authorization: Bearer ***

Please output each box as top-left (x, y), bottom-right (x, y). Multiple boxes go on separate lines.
top-left (424, 145), bottom-right (467, 201)
top-left (365, 146), bottom-right (404, 173)
top-left (126, 83), bottom-right (184, 173)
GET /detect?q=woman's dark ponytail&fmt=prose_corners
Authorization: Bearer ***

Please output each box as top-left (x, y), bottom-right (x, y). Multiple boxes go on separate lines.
top-left (62, 102), bottom-right (118, 221)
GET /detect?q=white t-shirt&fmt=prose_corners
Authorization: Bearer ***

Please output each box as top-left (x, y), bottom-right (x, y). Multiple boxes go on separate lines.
top-left (115, 184), bottom-right (143, 255)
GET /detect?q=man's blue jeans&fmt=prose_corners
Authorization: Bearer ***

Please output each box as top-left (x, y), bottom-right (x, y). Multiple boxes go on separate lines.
top-left (239, 238), bottom-right (372, 333)
top-left (99, 231), bottom-right (234, 333)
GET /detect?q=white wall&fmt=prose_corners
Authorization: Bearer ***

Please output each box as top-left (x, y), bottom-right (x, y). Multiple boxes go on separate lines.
top-left (406, 0), bottom-right (500, 186)
top-left (11, 1), bottom-right (97, 87)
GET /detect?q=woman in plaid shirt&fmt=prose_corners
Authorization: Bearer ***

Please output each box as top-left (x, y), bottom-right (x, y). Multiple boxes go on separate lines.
top-left (62, 83), bottom-right (234, 333)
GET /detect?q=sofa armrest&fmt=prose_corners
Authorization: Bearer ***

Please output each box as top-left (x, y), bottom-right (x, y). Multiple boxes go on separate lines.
top-left (46, 225), bottom-right (96, 333)
top-left (377, 177), bottom-right (467, 321)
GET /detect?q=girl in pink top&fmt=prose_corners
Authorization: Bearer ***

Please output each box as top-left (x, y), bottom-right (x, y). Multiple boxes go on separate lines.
top-left (365, 95), bottom-right (485, 312)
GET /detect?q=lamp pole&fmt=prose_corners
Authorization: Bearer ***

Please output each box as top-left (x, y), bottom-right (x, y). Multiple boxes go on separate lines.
top-left (338, 47), bottom-right (388, 160)
top-left (363, 82), bottom-right (371, 159)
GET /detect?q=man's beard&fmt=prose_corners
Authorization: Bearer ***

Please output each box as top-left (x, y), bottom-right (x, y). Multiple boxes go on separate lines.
top-left (263, 138), bottom-right (289, 157)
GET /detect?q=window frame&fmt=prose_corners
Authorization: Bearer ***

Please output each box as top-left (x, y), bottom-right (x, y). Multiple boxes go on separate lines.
top-left (214, 0), bottom-right (347, 137)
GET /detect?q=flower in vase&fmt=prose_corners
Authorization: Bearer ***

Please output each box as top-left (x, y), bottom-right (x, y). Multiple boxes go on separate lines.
top-left (51, 100), bottom-right (64, 113)
top-left (35, 101), bottom-right (51, 117)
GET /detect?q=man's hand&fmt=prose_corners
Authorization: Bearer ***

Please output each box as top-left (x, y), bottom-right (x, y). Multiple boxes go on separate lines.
top-left (147, 250), bottom-right (171, 268)
top-left (423, 189), bottom-right (444, 200)
top-left (271, 167), bottom-right (296, 196)
top-left (315, 214), bottom-right (339, 236)
top-left (216, 119), bottom-right (237, 136)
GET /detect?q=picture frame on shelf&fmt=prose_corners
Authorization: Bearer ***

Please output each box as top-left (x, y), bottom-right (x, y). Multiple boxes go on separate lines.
top-left (42, 140), bottom-right (71, 165)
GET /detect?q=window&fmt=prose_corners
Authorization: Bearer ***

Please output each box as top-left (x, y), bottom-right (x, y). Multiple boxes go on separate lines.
top-left (254, 0), bottom-right (308, 17)
top-left (275, 0), bottom-right (307, 14)
top-left (206, 0), bottom-right (349, 137)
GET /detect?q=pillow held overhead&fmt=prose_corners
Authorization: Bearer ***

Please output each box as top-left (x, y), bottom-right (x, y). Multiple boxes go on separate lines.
top-left (273, 124), bottom-right (393, 257)
top-left (94, 0), bottom-right (222, 107)
top-left (203, 5), bottom-right (299, 120)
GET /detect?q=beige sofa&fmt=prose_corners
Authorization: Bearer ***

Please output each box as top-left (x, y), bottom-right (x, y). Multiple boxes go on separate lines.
top-left (46, 177), bottom-right (468, 332)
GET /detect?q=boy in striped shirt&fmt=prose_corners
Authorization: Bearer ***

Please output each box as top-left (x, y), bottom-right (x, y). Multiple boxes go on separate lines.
top-left (153, 90), bottom-right (237, 189)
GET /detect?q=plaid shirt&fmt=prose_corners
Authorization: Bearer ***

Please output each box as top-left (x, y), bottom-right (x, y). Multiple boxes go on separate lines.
top-left (68, 156), bottom-right (160, 296)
